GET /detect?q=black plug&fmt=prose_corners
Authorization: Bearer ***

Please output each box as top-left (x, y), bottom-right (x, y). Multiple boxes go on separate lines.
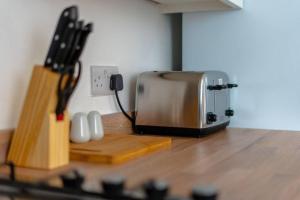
top-left (110, 74), bottom-right (123, 91)
top-left (110, 74), bottom-right (135, 125)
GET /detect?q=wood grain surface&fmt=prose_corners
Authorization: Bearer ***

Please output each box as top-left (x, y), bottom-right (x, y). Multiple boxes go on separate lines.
top-left (70, 133), bottom-right (172, 164)
top-left (0, 129), bottom-right (13, 163)
top-left (1, 113), bottom-right (300, 199)
top-left (74, 128), bottom-right (300, 200)
top-left (7, 66), bottom-right (69, 169)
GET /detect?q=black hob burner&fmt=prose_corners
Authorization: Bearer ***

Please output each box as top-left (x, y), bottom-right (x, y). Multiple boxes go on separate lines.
top-left (0, 162), bottom-right (218, 200)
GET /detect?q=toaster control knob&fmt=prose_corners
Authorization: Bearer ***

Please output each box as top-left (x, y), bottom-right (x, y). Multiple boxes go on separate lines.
top-left (207, 85), bottom-right (227, 90)
top-left (227, 83), bottom-right (238, 89)
top-left (207, 113), bottom-right (217, 124)
top-left (143, 180), bottom-right (169, 200)
top-left (101, 176), bottom-right (125, 196)
top-left (225, 109), bottom-right (234, 117)
top-left (191, 185), bottom-right (218, 200)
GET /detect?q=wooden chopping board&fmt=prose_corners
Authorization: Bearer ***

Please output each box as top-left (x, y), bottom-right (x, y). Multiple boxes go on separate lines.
top-left (70, 134), bottom-right (172, 164)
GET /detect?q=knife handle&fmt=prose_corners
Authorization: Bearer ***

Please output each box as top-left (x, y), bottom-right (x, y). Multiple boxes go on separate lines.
top-left (44, 6), bottom-right (78, 68)
top-left (65, 20), bottom-right (84, 67)
top-left (69, 23), bottom-right (93, 66)
top-left (52, 21), bottom-right (77, 72)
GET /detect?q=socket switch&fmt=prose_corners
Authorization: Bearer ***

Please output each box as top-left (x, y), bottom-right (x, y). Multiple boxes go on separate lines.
top-left (90, 66), bottom-right (119, 96)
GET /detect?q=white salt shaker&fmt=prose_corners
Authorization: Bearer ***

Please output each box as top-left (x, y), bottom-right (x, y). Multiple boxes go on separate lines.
top-left (87, 111), bottom-right (104, 140)
top-left (70, 112), bottom-right (91, 143)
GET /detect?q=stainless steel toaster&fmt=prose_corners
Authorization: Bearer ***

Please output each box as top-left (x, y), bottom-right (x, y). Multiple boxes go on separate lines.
top-left (134, 71), bottom-right (238, 136)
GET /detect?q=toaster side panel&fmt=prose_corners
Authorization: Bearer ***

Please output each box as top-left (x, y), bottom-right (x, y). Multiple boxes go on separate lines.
top-left (135, 72), bottom-right (204, 129)
top-left (202, 71), bottom-right (231, 128)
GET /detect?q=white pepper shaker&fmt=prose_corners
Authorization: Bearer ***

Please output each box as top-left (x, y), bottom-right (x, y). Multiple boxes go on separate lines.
top-left (87, 111), bottom-right (104, 140)
top-left (70, 112), bottom-right (91, 143)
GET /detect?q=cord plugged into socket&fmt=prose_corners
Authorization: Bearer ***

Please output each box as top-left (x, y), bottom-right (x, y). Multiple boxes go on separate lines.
top-left (90, 66), bottom-right (135, 127)
top-left (109, 74), bottom-right (135, 125)
top-left (110, 74), bottom-right (123, 91)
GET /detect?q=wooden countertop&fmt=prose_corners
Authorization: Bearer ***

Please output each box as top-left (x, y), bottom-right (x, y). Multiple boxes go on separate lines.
top-left (1, 114), bottom-right (300, 200)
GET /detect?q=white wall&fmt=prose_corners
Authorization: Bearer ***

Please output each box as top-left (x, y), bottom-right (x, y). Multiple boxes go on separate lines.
top-left (183, 0), bottom-right (300, 131)
top-left (0, 0), bottom-right (172, 129)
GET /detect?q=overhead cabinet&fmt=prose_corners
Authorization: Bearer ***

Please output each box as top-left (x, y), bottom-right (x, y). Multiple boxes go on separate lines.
top-left (151, 0), bottom-right (243, 13)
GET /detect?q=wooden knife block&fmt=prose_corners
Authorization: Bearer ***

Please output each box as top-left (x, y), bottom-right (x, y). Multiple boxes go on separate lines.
top-left (7, 66), bottom-right (70, 170)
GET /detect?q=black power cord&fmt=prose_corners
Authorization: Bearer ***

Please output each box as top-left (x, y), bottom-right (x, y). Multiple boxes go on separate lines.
top-left (110, 74), bottom-right (135, 125)
top-left (114, 90), bottom-right (134, 123)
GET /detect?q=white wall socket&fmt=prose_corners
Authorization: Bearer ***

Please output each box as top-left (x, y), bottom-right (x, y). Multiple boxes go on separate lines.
top-left (90, 66), bottom-right (119, 96)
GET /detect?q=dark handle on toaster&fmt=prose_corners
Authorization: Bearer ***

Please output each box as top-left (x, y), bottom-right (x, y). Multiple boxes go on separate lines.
top-left (227, 83), bottom-right (238, 89)
top-left (208, 84), bottom-right (238, 90)
top-left (207, 85), bottom-right (227, 90)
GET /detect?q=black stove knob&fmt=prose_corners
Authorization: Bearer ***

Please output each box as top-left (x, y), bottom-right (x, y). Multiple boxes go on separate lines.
top-left (207, 113), bottom-right (217, 124)
top-left (101, 176), bottom-right (125, 196)
top-left (225, 109), bottom-right (234, 117)
top-left (143, 180), bottom-right (169, 200)
top-left (60, 170), bottom-right (84, 190)
top-left (191, 186), bottom-right (218, 200)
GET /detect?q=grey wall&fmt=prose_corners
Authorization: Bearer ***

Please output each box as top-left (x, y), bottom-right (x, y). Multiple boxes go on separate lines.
top-left (183, 0), bottom-right (300, 131)
top-left (0, 0), bottom-right (172, 129)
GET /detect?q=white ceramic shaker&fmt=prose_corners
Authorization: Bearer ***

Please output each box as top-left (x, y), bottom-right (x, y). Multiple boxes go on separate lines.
top-left (70, 112), bottom-right (91, 143)
top-left (87, 111), bottom-right (104, 140)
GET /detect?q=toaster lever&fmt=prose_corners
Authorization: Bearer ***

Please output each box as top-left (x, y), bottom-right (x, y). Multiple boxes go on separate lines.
top-left (227, 83), bottom-right (238, 88)
top-left (207, 85), bottom-right (227, 90)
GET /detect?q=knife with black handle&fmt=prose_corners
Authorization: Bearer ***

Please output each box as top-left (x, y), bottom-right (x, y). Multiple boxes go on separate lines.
top-left (55, 20), bottom-right (84, 110)
top-left (58, 23), bottom-right (93, 112)
top-left (44, 6), bottom-right (78, 69)
top-left (64, 20), bottom-right (84, 67)
top-left (52, 20), bottom-right (78, 72)
top-left (55, 23), bottom-right (93, 120)
top-left (68, 23), bottom-right (93, 66)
